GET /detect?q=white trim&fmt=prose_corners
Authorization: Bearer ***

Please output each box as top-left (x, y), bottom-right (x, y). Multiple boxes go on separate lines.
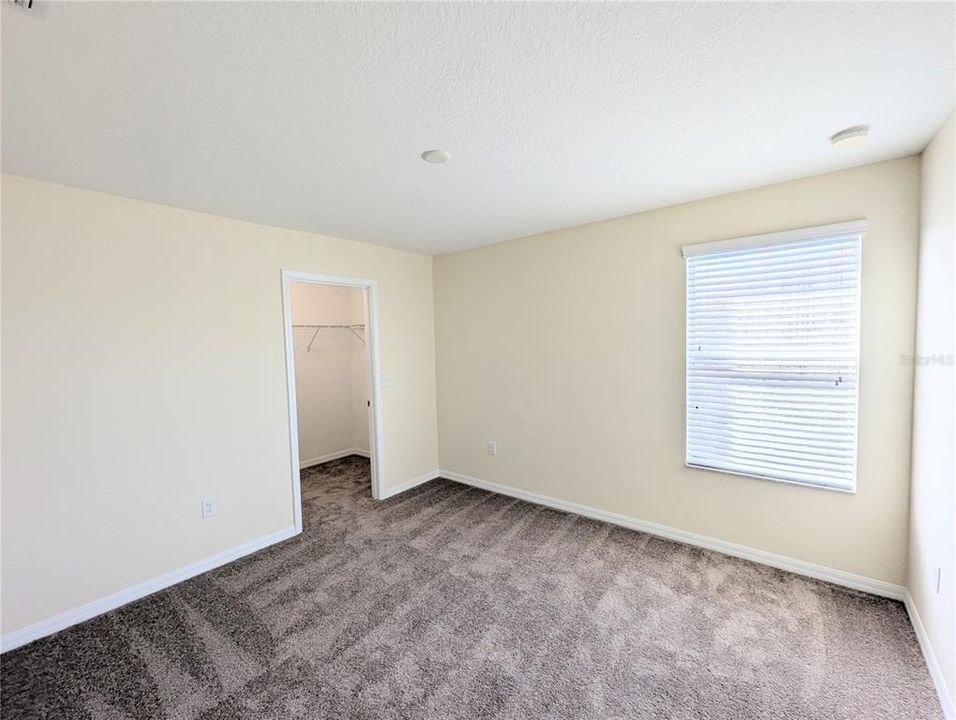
top-left (379, 469), bottom-right (441, 500)
top-left (0, 526), bottom-right (298, 654)
top-left (299, 448), bottom-right (369, 469)
top-left (281, 271), bottom-right (387, 521)
top-left (681, 219), bottom-right (868, 257)
top-left (439, 470), bottom-right (904, 601)
top-left (905, 590), bottom-right (956, 719)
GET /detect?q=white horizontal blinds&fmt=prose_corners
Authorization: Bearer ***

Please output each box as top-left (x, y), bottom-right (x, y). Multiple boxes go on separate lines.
top-left (685, 225), bottom-right (863, 491)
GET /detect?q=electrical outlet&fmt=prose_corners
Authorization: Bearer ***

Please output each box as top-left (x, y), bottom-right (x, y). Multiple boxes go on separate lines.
top-left (487, 440), bottom-right (497, 456)
top-left (201, 496), bottom-right (217, 519)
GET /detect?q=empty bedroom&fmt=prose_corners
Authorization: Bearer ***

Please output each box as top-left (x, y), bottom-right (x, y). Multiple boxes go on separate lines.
top-left (1, 2), bottom-right (953, 718)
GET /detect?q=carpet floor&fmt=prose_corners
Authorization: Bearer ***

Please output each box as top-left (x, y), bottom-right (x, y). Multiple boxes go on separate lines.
top-left (1, 456), bottom-right (941, 719)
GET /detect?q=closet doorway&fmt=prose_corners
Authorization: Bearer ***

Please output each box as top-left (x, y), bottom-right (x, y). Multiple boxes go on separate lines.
top-left (281, 271), bottom-right (385, 530)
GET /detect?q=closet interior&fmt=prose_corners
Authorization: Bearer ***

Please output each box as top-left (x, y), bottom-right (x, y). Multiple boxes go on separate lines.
top-left (290, 281), bottom-right (370, 474)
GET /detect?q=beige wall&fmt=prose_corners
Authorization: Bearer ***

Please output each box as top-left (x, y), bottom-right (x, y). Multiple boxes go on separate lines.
top-left (290, 282), bottom-right (369, 465)
top-left (435, 156), bottom-right (920, 585)
top-left (0, 155), bottom-right (932, 638)
top-left (909, 112), bottom-right (955, 701)
top-left (1, 175), bottom-right (439, 635)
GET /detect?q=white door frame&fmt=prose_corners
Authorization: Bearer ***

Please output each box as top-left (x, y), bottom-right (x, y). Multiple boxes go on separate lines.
top-left (281, 270), bottom-right (386, 531)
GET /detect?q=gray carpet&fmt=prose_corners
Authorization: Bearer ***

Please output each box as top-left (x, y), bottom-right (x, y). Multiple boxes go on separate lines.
top-left (0, 456), bottom-right (941, 719)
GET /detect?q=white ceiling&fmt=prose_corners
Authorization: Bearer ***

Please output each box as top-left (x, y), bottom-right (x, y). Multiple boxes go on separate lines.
top-left (2, 2), bottom-right (953, 255)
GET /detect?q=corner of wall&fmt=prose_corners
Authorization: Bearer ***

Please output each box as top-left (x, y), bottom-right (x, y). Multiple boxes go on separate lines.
top-left (908, 108), bottom-right (956, 713)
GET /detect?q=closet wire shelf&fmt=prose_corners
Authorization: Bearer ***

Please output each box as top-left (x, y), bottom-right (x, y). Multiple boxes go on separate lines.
top-left (293, 323), bottom-right (366, 352)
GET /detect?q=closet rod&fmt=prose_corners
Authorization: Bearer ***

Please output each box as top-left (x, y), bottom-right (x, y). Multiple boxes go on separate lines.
top-left (292, 323), bottom-right (365, 329)
top-left (293, 323), bottom-right (367, 351)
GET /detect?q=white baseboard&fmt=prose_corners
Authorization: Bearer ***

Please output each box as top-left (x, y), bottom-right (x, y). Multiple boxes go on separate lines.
top-left (379, 469), bottom-right (440, 500)
top-left (300, 447), bottom-right (369, 469)
top-left (439, 469), bottom-right (906, 601)
top-left (0, 525), bottom-right (298, 654)
top-left (905, 590), bottom-right (956, 719)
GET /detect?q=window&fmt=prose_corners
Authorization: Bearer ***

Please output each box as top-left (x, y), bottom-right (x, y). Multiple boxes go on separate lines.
top-left (683, 221), bottom-right (865, 492)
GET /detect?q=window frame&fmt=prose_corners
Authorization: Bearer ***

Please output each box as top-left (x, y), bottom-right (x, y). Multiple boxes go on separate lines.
top-left (682, 220), bottom-right (867, 493)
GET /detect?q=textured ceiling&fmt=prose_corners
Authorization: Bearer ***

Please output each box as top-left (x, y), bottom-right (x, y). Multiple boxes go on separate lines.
top-left (2, 2), bottom-right (953, 255)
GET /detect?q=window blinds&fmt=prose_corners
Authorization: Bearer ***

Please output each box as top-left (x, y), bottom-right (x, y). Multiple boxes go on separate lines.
top-left (683, 221), bottom-right (865, 492)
